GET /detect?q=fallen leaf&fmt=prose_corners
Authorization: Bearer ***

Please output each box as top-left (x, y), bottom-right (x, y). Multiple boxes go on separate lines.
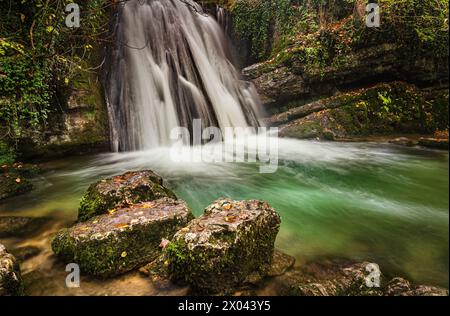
top-left (121, 251), bottom-right (127, 258)
top-left (115, 223), bottom-right (129, 229)
top-left (224, 215), bottom-right (237, 223)
top-left (15, 178), bottom-right (21, 183)
top-left (108, 209), bottom-right (116, 215)
top-left (222, 202), bottom-right (232, 210)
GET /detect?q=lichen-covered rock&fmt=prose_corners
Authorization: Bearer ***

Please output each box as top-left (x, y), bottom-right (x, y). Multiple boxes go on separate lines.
top-left (165, 198), bottom-right (281, 294)
top-left (0, 216), bottom-right (49, 238)
top-left (78, 170), bottom-right (177, 221)
top-left (0, 244), bottom-right (24, 296)
top-left (52, 198), bottom-right (193, 278)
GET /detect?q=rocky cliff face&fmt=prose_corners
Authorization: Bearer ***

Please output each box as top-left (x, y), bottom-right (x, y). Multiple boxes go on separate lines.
top-left (217, 0), bottom-right (449, 141)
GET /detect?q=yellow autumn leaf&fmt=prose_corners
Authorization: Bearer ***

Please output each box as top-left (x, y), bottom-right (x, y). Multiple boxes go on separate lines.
top-left (121, 251), bottom-right (127, 258)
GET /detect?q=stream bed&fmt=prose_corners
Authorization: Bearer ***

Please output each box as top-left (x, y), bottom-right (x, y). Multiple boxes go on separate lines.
top-left (0, 139), bottom-right (448, 295)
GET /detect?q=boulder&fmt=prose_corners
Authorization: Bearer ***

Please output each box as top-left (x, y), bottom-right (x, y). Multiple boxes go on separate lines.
top-left (164, 198), bottom-right (281, 294)
top-left (52, 198), bottom-right (193, 278)
top-left (0, 216), bottom-right (49, 238)
top-left (78, 170), bottom-right (177, 221)
top-left (0, 244), bottom-right (24, 296)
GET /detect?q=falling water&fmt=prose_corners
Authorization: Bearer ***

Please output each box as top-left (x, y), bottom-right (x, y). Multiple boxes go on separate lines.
top-left (104, 0), bottom-right (262, 151)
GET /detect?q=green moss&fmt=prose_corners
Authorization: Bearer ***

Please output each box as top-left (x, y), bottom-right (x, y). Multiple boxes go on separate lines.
top-left (0, 141), bottom-right (15, 164)
top-left (283, 82), bottom-right (448, 139)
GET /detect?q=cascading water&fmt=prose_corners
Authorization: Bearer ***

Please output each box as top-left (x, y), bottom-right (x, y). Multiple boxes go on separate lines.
top-left (104, 0), bottom-right (262, 151)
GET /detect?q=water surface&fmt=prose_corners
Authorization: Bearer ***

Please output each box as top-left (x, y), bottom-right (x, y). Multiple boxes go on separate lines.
top-left (1, 139), bottom-right (448, 294)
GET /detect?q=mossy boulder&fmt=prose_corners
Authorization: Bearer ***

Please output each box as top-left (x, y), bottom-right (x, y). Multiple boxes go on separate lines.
top-left (165, 198), bottom-right (281, 294)
top-left (52, 198), bottom-right (193, 278)
top-left (0, 244), bottom-right (24, 296)
top-left (78, 170), bottom-right (177, 221)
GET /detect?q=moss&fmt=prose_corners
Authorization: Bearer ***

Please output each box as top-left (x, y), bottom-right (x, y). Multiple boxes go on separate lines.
top-left (77, 171), bottom-right (177, 221)
top-left (53, 204), bottom-right (192, 278)
top-left (282, 82), bottom-right (448, 139)
top-left (0, 141), bottom-right (16, 165)
top-left (165, 200), bottom-right (280, 294)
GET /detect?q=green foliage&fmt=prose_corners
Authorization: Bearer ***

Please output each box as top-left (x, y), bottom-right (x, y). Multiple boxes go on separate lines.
top-left (234, 0), bottom-right (449, 73)
top-left (0, 0), bottom-right (109, 143)
top-left (0, 140), bottom-right (16, 164)
top-left (232, 0), bottom-right (296, 60)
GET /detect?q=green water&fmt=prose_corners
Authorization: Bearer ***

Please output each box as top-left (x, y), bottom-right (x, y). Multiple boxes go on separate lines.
top-left (1, 139), bottom-right (448, 291)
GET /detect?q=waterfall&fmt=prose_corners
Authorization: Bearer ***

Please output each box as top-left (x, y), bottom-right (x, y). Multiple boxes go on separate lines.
top-left (104, 0), bottom-right (262, 152)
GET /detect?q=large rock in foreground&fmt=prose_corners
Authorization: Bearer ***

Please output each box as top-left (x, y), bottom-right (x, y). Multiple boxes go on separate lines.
top-left (165, 199), bottom-right (281, 294)
top-left (0, 244), bottom-right (24, 296)
top-left (78, 170), bottom-right (177, 221)
top-left (53, 198), bottom-right (193, 278)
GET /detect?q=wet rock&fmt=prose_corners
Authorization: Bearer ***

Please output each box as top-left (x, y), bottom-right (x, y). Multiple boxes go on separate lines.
top-left (0, 163), bottom-right (42, 200)
top-left (0, 216), bottom-right (49, 238)
top-left (10, 246), bottom-right (41, 263)
top-left (418, 137), bottom-right (449, 150)
top-left (0, 173), bottom-right (33, 200)
top-left (52, 198), bottom-right (193, 278)
top-left (275, 260), bottom-right (448, 296)
top-left (267, 250), bottom-right (295, 277)
top-left (389, 137), bottom-right (417, 147)
top-left (278, 261), bottom-right (384, 296)
top-left (78, 170), bottom-right (177, 221)
top-left (164, 198), bottom-right (281, 294)
top-left (0, 244), bottom-right (24, 296)
top-left (384, 277), bottom-right (449, 296)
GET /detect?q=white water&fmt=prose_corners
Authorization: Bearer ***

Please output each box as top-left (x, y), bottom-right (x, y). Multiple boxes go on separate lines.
top-left (104, 0), bottom-right (261, 151)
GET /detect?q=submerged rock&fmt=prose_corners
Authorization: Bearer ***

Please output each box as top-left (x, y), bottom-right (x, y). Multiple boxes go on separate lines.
top-left (0, 244), bottom-right (24, 296)
top-left (275, 260), bottom-right (448, 296)
top-left (10, 246), bottom-right (42, 263)
top-left (0, 173), bottom-right (33, 200)
top-left (0, 216), bottom-right (49, 238)
top-left (52, 198), bottom-right (193, 278)
top-left (78, 170), bottom-right (177, 221)
top-left (267, 250), bottom-right (296, 277)
top-left (384, 277), bottom-right (449, 296)
top-left (164, 198), bottom-right (281, 294)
